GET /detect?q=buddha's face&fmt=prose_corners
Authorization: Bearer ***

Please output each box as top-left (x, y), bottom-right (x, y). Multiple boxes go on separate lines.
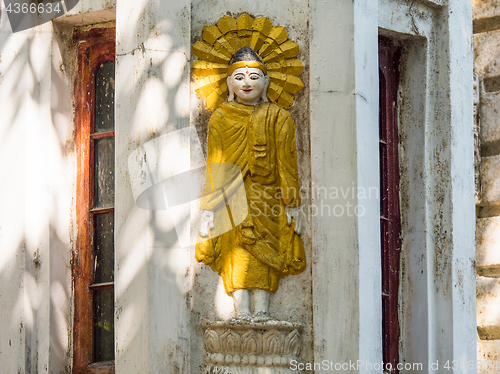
top-left (227, 67), bottom-right (269, 106)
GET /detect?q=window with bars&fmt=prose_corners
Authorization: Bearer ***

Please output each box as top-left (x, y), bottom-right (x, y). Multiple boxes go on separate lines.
top-left (73, 27), bottom-right (116, 374)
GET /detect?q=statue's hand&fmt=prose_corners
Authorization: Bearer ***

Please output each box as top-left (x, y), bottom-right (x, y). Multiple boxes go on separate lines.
top-left (286, 207), bottom-right (302, 236)
top-left (199, 210), bottom-right (214, 238)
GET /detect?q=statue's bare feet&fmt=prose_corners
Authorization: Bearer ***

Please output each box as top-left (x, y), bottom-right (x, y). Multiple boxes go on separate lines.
top-left (252, 310), bottom-right (270, 322)
top-left (229, 312), bottom-right (252, 324)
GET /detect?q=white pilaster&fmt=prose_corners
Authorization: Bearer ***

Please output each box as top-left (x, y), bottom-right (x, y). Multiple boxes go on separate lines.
top-left (310, 0), bottom-right (381, 371)
top-left (115, 0), bottom-right (192, 372)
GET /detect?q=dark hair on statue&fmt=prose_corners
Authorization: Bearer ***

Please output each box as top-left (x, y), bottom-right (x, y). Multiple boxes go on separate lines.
top-left (229, 47), bottom-right (263, 65)
top-left (227, 46), bottom-right (269, 103)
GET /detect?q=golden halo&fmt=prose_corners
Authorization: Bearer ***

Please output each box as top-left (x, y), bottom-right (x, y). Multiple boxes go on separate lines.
top-left (192, 14), bottom-right (304, 111)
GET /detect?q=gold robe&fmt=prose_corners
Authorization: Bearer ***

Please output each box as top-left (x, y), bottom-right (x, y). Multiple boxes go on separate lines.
top-left (195, 101), bottom-right (306, 294)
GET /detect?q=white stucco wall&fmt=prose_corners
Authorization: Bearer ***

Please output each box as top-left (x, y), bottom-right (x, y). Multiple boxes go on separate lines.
top-left (0, 10), bottom-right (77, 374)
top-left (0, 1), bottom-right (116, 373)
top-left (115, 0), bottom-right (191, 371)
top-left (310, 0), bottom-right (383, 369)
top-left (0, 0), bottom-right (477, 373)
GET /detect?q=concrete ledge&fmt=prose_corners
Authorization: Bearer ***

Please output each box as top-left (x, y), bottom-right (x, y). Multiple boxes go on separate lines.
top-left (416, 0), bottom-right (443, 7)
top-left (474, 0), bottom-right (500, 27)
top-left (478, 325), bottom-right (500, 340)
top-left (55, 8), bottom-right (115, 26)
top-left (63, 0), bottom-right (115, 17)
top-left (478, 266), bottom-right (500, 278)
top-left (474, 16), bottom-right (500, 34)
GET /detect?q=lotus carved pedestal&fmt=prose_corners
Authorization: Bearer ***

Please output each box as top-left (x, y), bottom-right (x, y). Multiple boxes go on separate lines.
top-left (202, 320), bottom-right (303, 374)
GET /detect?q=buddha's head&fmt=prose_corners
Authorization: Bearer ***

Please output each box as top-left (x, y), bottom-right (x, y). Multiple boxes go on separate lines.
top-left (227, 47), bottom-right (270, 106)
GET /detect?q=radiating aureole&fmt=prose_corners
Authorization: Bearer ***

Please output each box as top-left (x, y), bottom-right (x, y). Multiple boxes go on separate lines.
top-left (192, 14), bottom-right (304, 111)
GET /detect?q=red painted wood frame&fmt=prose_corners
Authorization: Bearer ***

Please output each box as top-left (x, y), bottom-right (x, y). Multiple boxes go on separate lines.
top-left (379, 36), bottom-right (402, 373)
top-left (73, 27), bottom-right (115, 374)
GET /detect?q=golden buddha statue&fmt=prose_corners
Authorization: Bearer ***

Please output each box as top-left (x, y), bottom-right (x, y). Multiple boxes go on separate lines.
top-left (195, 46), bottom-right (306, 321)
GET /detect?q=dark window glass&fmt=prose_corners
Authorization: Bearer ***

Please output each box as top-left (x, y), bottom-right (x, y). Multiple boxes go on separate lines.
top-left (93, 288), bottom-right (115, 362)
top-left (95, 137), bottom-right (115, 207)
top-left (95, 61), bottom-right (115, 132)
top-left (93, 60), bottom-right (115, 364)
top-left (94, 213), bottom-right (114, 284)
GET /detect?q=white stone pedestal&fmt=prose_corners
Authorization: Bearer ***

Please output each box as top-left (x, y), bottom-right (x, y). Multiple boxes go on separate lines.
top-left (202, 320), bottom-right (303, 374)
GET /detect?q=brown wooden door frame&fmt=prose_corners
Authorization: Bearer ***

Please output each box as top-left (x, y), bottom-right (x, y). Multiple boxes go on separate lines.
top-left (379, 36), bottom-right (402, 373)
top-left (73, 27), bottom-right (115, 374)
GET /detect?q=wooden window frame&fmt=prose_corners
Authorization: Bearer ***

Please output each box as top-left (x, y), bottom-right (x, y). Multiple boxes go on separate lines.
top-left (73, 27), bottom-right (116, 374)
top-left (379, 36), bottom-right (402, 374)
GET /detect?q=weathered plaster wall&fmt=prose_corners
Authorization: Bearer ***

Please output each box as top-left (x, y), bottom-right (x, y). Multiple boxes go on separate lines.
top-left (0, 8), bottom-right (79, 374)
top-left (115, 0), bottom-right (191, 371)
top-left (0, 8), bottom-right (29, 372)
top-left (397, 35), bottom-right (429, 369)
top-left (0, 1), bottom-right (116, 372)
top-left (474, 0), bottom-right (500, 369)
top-left (0, 0), bottom-right (477, 373)
top-left (309, 0), bottom-right (384, 369)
